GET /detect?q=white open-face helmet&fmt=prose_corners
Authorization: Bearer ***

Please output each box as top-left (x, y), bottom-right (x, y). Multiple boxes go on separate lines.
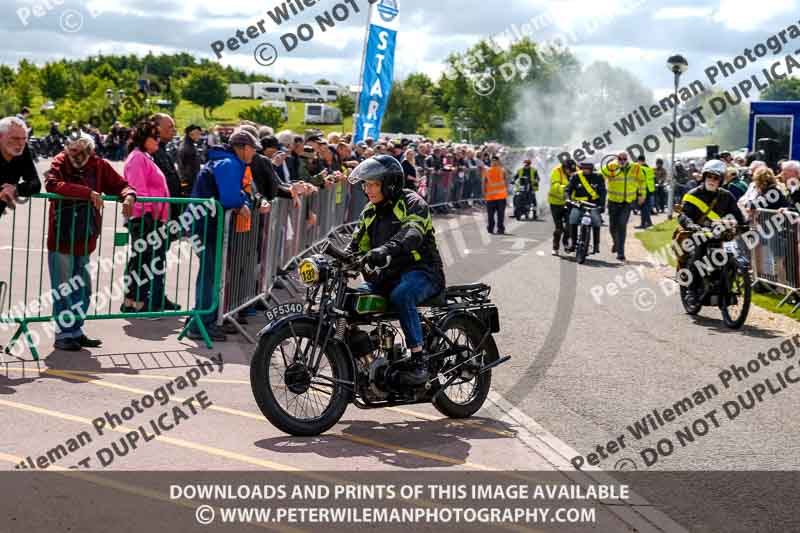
top-left (701, 159), bottom-right (727, 179)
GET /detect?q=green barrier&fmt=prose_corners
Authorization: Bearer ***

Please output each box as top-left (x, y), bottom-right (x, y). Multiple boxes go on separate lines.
top-left (0, 193), bottom-right (224, 361)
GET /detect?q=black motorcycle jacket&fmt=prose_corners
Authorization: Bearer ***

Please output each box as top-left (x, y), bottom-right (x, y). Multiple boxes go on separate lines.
top-left (347, 189), bottom-right (445, 292)
top-left (565, 171), bottom-right (606, 207)
top-left (678, 185), bottom-right (745, 229)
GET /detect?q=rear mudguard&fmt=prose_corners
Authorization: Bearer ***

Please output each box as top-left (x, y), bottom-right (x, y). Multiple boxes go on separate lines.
top-left (433, 310), bottom-right (501, 365)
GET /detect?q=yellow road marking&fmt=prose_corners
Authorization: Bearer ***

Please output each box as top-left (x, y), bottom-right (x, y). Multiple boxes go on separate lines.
top-left (0, 451), bottom-right (299, 533)
top-left (0, 397), bottom-right (299, 472)
top-left (46, 369), bottom-right (504, 471)
top-left (34, 369), bottom-right (516, 436)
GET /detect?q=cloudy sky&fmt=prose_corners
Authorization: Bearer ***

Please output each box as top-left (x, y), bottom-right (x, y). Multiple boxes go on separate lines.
top-left (1, 0), bottom-right (799, 96)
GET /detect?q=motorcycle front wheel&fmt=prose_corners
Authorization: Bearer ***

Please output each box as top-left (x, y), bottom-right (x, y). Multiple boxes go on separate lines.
top-left (576, 225), bottom-right (590, 264)
top-left (721, 269), bottom-right (751, 329)
top-left (250, 322), bottom-right (351, 436)
top-left (430, 316), bottom-right (494, 419)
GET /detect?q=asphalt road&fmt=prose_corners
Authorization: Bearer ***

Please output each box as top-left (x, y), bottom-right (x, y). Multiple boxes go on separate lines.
top-left (1, 158), bottom-right (799, 532)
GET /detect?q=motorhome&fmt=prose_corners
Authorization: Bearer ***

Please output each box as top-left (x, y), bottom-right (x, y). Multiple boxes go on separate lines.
top-left (304, 104), bottom-right (342, 125)
top-left (261, 100), bottom-right (289, 122)
top-left (287, 84), bottom-right (325, 103)
top-left (229, 83), bottom-right (254, 99)
top-left (314, 85), bottom-right (342, 102)
top-left (253, 83), bottom-right (287, 101)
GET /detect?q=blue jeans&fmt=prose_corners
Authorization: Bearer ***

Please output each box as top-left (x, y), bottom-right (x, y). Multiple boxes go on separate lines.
top-left (388, 270), bottom-right (440, 350)
top-left (192, 233), bottom-right (218, 330)
top-left (48, 252), bottom-right (91, 341)
top-left (640, 192), bottom-right (653, 227)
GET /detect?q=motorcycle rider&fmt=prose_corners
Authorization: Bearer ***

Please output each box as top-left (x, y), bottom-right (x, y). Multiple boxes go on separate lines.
top-left (347, 155), bottom-right (445, 386)
top-left (549, 159), bottom-right (576, 255)
top-left (677, 159), bottom-right (746, 307)
top-left (565, 161), bottom-right (606, 255)
top-left (513, 158), bottom-right (539, 219)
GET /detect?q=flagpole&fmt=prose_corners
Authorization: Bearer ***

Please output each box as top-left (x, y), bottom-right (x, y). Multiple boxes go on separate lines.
top-left (353, 3), bottom-right (373, 140)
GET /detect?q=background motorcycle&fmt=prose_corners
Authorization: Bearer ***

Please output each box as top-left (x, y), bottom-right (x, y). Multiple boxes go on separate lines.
top-left (250, 243), bottom-right (510, 436)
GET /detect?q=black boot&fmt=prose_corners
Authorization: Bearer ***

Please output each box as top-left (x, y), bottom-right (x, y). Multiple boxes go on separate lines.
top-left (395, 352), bottom-right (429, 387)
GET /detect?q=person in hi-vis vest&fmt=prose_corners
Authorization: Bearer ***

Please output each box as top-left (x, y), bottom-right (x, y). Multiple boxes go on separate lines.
top-left (636, 154), bottom-right (655, 229)
top-left (601, 151), bottom-right (645, 262)
top-left (548, 159), bottom-right (576, 255)
top-left (483, 156), bottom-right (509, 235)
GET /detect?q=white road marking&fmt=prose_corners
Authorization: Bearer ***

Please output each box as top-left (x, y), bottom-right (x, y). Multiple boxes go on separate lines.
top-left (488, 392), bottom-right (689, 533)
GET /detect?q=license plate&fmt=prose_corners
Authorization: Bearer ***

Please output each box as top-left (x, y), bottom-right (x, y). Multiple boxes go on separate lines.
top-left (581, 216), bottom-right (592, 225)
top-left (723, 241), bottom-right (738, 253)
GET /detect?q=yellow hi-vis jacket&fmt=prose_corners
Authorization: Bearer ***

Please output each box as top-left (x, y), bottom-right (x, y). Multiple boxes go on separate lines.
top-left (602, 162), bottom-right (645, 204)
top-left (548, 165), bottom-right (570, 206)
top-left (640, 165), bottom-right (655, 194)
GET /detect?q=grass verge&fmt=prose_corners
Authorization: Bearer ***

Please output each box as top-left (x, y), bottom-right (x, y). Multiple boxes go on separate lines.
top-left (635, 219), bottom-right (800, 322)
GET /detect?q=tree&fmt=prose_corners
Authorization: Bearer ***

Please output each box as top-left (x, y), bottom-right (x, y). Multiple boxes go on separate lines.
top-left (405, 73), bottom-right (434, 95)
top-left (383, 78), bottom-right (433, 133)
top-left (439, 38), bottom-right (572, 143)
top-left (570, 61), bottom-right (653, 143)
top-left (315, 79), bottom-right (332, 85)
top-left (0, 65), bottom-right (15, 88)
top-left (760, 78), bottom-right (800, 101)
top-left (0, 90), bottom-right (18, 117)
top-left (91, 63), bottom-right (119, 85)
top-left (14, 69), bottom-right (38, 108)
top-left (238, 105), bottom-right (284, 129)
top-left (69, 73), bottom-right (102, 100)
top-left (39, 62), bottom-right (70, 101)
top-left (182, 69), bottom-right (228, 119)
top-left (336, 93), bottom-right (355, 118)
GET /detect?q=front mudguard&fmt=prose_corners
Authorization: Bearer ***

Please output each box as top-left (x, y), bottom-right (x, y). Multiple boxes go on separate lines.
top-left (255, 314), bottom-right (357, 394)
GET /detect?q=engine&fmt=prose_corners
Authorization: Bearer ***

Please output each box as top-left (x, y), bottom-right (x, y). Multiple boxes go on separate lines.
top-left (347, 325), bottom-right (404, 401)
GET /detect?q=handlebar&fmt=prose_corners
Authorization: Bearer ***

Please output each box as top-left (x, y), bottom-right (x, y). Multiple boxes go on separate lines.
top-left (322, 242), bottom-right (392, 275)
top-left (566, 200), bottom-right (598, 210)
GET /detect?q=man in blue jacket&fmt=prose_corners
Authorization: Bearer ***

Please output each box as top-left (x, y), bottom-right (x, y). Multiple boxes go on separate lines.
top-left (185, 130), bottom-right (260, 342)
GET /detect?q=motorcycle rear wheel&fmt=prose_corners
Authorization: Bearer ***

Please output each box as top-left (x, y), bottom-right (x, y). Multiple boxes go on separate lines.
top-left (431, 316), bottom-right (494, 419)
top-left (250, 322), bottom-right (351, 436)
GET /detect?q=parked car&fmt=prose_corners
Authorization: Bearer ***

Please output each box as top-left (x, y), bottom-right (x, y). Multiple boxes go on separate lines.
top-left (430, 116), bottom-right (446, 128)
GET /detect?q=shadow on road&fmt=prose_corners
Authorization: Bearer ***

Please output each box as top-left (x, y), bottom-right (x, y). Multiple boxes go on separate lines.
top-left (254, 417), bottom-right (516, 469)
top-left (689, 315), bottom-right (785, 339)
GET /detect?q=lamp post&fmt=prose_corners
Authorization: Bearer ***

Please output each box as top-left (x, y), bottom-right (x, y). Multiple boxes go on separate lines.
top-left (666, 54), bottom-right (688, 219)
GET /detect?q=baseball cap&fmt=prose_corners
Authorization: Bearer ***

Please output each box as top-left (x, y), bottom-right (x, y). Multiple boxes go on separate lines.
top-left (229, 130), bottom-right (262, 151)
top-left (305, 132), bottom-right (324, 143)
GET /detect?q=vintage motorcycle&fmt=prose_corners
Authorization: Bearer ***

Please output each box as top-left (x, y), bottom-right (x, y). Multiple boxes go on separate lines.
top-left (678, 225), bottom-right (752, 329)
top-left (250, 243), bottom-right (510, 436)
top-left (566, 199), bottom-right (599, 265)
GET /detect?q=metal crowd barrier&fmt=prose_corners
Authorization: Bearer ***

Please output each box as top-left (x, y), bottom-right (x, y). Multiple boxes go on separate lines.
top-left (212, 175), bottom-right (490, 344)
top-left (0, 194), bottom-right (223, 360)
top-left (750, 208), bottom-right (800, 314)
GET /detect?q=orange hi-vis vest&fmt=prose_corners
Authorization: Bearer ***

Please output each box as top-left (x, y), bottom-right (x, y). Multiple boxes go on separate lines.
top-left (484, 166), bottom-right (508, 201)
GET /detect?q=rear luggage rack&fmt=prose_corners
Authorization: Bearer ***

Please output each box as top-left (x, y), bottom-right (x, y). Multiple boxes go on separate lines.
top-left (445, 283), bottom-right (491, 304)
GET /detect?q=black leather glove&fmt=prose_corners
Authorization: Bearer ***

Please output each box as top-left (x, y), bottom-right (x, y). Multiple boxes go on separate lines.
top-left (364, 246), bottom-right (390, 268)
